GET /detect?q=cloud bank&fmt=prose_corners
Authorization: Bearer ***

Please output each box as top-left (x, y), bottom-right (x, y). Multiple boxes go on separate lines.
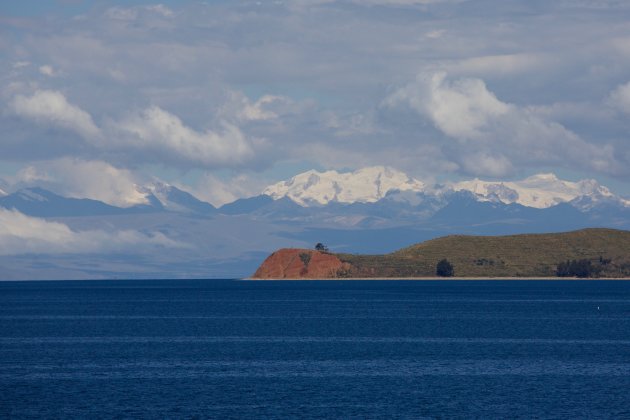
top-left (115, 106), bottom-right (255, 167)
top-left (0, 208), bottom-right (184, 256)
top-left (385, 72), bottom-right (626, 177)
top-left (1, 0), bottom-right (629, 197)
top-left (10, 90), bottom-right (100, 139)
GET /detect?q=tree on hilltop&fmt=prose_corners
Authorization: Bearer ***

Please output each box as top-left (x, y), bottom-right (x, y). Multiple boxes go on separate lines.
top-left (315, 243), bottom-right (329, 252)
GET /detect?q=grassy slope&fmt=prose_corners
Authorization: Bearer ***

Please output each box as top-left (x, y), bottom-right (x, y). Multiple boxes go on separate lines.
top-left (336, 228), bottom-right (630, 278)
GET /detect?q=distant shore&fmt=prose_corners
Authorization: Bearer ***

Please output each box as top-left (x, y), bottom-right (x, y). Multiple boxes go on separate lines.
top-left (245, 277), bottom-right (630, 281)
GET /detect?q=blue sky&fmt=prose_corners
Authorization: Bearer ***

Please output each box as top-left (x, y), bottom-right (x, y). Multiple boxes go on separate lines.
top-left (1, 0), bottom-right (629, 205)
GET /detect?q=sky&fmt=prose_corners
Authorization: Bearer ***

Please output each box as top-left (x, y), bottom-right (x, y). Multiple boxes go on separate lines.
top-left (1, 0), bottom-right (630, 206)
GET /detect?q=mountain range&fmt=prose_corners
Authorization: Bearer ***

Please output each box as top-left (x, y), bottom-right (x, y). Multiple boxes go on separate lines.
top-left (0, 166), bottom-right (628, 279)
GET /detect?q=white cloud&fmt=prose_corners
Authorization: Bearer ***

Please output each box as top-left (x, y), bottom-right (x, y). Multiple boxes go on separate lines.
top-left (6, 90), bottom-right (260, 170)
top-left (5, 159), bottom-right (148, 207)
top-left (146, 4), bottom-right (174, 17)
top-left (322, 111), bottom-right (377, 137)
top-left (116, 106), bottom-right (255, 167)
top-left (385, 71), bottom-right (510, 140)
top-left (105, 7), bottom-right (139, 20)
top-left (238, 95), bottom-right (286, 121)
top-left (51, 159), bottom-right (145, 207)
top-left (350, 0), bottom-right (465, 5)
top-left (105, 4), bottom-right (174, 21)
top-left (10, 90), bottom-right (100, 139)
top-left (451, 54), bottom-right (550, 77)
top-left (108, 68), bottom-right (126, 81)
top-left (219, 91), bottom-right (301, 122)
top-left (425, 29), bottom-right (445, 39)
top-left (0, 208), bottom-right (184, 256)
top-left (460, 152), bottom-right (513, 177)
top-left (12, 166), bottom-right (52, 184)
top-left (38, 65), bottom-right (56, 77)
top-left (607, 80), bottom-right (630, 114)
top-left (187, 173), bottom-right (268, 207)
top-left (384, 71), bottom-right (626, 177)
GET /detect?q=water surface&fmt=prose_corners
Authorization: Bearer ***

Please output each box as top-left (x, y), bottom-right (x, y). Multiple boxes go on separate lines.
top-left (1, 279), bottom-right (629, 418)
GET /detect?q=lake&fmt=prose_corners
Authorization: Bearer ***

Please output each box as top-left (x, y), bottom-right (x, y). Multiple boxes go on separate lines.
top-left (1, 279), bottom-right (629, 418)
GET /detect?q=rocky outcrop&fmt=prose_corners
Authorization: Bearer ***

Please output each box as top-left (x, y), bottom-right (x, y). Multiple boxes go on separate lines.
top-left (251, 248), bottom-right (351, 279)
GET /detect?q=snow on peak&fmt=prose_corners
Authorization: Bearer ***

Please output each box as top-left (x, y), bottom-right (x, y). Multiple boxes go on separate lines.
top-left (452, 173), bottom-right (622, 209)
top-left (136, 181), bottom-right (216, 213)
top-left (140, 180), bottom-right (171, 196)
top-left (263, 166), bottom-right (426, 206)
top-left (263, 168), bottom-right (628, 209)
top-left (136, 181), bottom-right (174, 207)
top-left (17, 188), bottom-right (50, 202)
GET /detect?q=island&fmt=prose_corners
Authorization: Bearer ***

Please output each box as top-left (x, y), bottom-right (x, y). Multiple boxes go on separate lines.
top-left (251, 228), bottom-right (630, 279)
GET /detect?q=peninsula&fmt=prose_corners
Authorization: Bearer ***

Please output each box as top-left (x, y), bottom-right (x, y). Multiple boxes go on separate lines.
top-left (251, 228), bottom-right (630, 279)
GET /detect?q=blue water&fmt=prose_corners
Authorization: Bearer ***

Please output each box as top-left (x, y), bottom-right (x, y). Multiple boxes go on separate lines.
top-left (1, 280), bottom-right (629, 418)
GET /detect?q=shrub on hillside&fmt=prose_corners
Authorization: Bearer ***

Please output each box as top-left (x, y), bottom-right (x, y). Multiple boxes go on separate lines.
top-left (436, 259), bottom-right (454, 277)
top-left (299, 252), bottom-right (311, 267)
top-left (556, 259), bottom-right (601, 278)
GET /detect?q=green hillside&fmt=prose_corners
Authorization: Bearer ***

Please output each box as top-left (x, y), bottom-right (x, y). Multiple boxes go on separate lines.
top-left (335, 228), bottom-right (630, 278)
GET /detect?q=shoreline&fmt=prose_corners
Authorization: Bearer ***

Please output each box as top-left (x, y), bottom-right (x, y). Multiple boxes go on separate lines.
top-left (245, 277), bottom-right (630, 281)
top-left (1, 277), bottom-right (629, 282)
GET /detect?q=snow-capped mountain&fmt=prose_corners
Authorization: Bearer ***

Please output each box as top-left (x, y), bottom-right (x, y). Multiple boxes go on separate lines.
top-left (263, 166), bottom-right (426, 206)
top-left (452, 173), bottom-right (629, 209)
top-left (261, 167), bottom-right (629, 211)
top-left (136, 182), bottom-right (216, 214)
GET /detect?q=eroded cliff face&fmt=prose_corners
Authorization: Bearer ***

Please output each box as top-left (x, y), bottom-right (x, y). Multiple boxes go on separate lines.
top-left (252, 249), bottom-right (350, 279)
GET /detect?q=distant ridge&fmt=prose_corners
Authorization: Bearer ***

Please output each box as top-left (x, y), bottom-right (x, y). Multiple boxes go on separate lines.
top-left (0, 185), bottom-right (216, 217)
top-left (0, 187), bottom-right (134, 217)
top-left (252, 228), bottom-right (630, 279)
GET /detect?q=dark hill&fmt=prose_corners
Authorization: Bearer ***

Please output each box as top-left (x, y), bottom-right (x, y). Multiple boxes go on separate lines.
top-left (0, 187), bottom-right (129, 217)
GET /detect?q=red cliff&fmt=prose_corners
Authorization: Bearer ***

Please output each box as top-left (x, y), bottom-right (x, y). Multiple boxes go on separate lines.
top-left (251, 248), bottom-right (350, 279)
